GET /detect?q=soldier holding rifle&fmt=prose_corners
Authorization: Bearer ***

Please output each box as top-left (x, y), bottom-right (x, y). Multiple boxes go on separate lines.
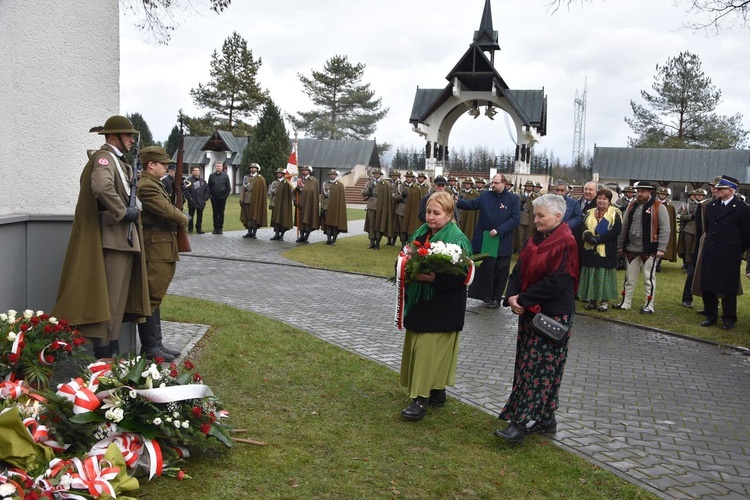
top-left (53, 115), bottom-right (149, 359)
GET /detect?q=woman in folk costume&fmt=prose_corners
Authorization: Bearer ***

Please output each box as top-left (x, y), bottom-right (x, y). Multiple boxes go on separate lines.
top-left (397, 192), bottom-right (474, 422)
top-left (495, 194), bottom-right (579, 444)
top-left (578, 188), bottom-right (623, 312)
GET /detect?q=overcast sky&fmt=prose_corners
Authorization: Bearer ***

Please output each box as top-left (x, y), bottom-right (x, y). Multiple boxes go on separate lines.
top-left (120, 0), bottom-right (750, 165)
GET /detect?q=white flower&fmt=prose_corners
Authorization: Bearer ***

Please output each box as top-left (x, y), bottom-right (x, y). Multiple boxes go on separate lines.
top-left (7, 331), bottom-right (16, 342)
top-left (0, 483), bottom-right (17, 497)
top-left (7, 309), bottom-right (16, 316)
top-left (36, 310), bottom-right (44, 317)
top-left (129, 389), bottom-right (137, 399)
top-left (182, 421), bottom-right (189, 428)
top-left (165, 416), bottom-right (172, 422)
top-left (7, 316), bottom-right (15, 324)
top-left (0, 313), bottom-right (6, 322)
top-left (173, 411), bottom-right (180, 418)
top-left (173, 420), bottom-right (181, 428)
top-left (159, 382), bottom-right (166, 388)
top-left (23, 309), bottom-right (33, 319)
top-left (105, 407), bottom-right (124, 423)
top-left (49, 316), bottom-right (58, 325)
top-left (59, 473), bottom-right (73, 489)
top-left (153, 417), bottom-right (162, 425)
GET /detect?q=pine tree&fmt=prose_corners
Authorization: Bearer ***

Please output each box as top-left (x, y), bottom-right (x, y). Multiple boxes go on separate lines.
top-left (292, 55), bottom-right (388, 140)
top-left (242, 100), bottom-right (290, 186)
top-left (626, 51), bottom-right (747, 149)
top-left (165, 125), bottom-right (180, 157)
top-left (189, 31), bottom-right (267, 132)
top-left (126, 112), bottom-right (155, 147)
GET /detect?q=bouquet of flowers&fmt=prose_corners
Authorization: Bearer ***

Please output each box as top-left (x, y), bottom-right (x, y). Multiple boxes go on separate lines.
top-left (0, 309), bottom-right (87, 389)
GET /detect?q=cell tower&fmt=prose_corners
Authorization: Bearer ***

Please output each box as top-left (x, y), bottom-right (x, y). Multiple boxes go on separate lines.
top-left (572, 77), bottom-right (588, 168)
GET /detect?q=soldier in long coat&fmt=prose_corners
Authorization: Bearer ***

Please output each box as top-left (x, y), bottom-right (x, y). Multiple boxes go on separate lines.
top-left (53, 115), bottom-right (149, 359)
top-left (240, 163), bottom-right (268, 239)
top-left (388, 170), bottom-right (405, 246)
top-left (269, 168), bottom-right (293, 241)
top-left (698, 175), bottom-right (750, 330)
top-left (321, 169), bottom-right (348, 245)
top-left (362, 168), bottom-right (393, 249)
top-left (677, 189), bottom-right (704, 268)
top-left (458, 177), bottom-right (480, 241)
top-left (136, 146), bottom-right (189, 361)
top-left (402, 171), bottom-right (423, 238)
top-left (655, 187), bottom-right (677, 271)
top-left (294, 164), bottom-right (320, 243)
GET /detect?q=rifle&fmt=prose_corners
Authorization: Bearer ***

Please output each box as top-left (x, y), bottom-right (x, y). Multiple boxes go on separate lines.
top-left (175, 121), bottom-right (192, 252)
top-left (127, 136), bottom-right (141, 248)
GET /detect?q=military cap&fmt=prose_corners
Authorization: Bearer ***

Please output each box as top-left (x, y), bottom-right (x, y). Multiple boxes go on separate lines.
top-left (462, 177), bottom-right (474, 184)
top-left (372, 168), bottom-right (383, 175)
top-left (167, 164), bottom-right (176, 171)
top-left (656, 187), bottom-right (669, 195)
top-left (534, 181), bottom-right (543, 188)
top-left (96, 115), bottom-right (139, 135)
top-left (248, 162), bottom-right (260, 171)
top-left (433, 175), bottom-right (447, 185)
top-left (447, 175), bottom-right (458, 182)
top-left (389, 170), bottom-right (400, 177)
top-left (417, 172), bottom-right (427, 178)
top-left (139, 146), bottom-right (174, 165)
top-left (299, 164), bottom-right (312, 172)
top-left (622, 185), bottom-right (636, 193)
top-left (524, 180), bottom-right (535, 187)
top-left (709, 176), bottom-right (722, 186)
top-left (690, 188), bottom-right (707, 196)
top-left (715, 174), bottom-right (739, 189)
top-left (275, 167), bottom-right (286, 174)
top-left (475, 178), bottom-right (486, 184)
top-left (404, 170), bottom-right (415, 177)
top-left (328, 169), bottom-right (339, 175)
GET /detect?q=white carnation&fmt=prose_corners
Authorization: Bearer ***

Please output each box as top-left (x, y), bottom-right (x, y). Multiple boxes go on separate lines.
top-left (23, 309), bottom-right (33, 319)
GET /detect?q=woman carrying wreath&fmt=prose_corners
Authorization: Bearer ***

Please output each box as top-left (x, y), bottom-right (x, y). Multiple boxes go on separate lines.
top-left (579, 188), bottom-right (623, 312)
top-left (398, 191), bottom-right (473, 421)
top-left (495, 194), bottom-right (579, 443)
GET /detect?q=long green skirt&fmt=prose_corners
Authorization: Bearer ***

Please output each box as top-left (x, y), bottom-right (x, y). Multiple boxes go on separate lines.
top-left (400, 330), bottom-right (460, 399)
top-left (578, 266), bottom-right (619, 302)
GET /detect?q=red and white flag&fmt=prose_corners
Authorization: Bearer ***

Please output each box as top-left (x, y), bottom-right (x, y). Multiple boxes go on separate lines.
top-left (285, 145), bottom-right (298, 179)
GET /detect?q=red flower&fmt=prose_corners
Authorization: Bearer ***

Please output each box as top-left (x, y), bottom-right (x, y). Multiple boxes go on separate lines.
top-left (169, 363), bottom-right (177, 370)
top-left (413, 241), bottom-right (422, 247)
top-left (177, 470), bottom-right (186, 480)
top-left (423, 241), bottom-right (431, 249)
top-left (192, 406), bottom-right (203, 417)
top-left (51, 341), bottom-right (61, 350)
top-left (44, 325), bottom-right (53, 334)
top-left (193, 373), bottom-right (202, 382)
top-left (64, 344), bottom-right (72, 352)
top-left (154, 356), bottom-right (165, 364)
top-left (20, 324), bottom-right (29, 332)
top-left (417, 248), bottom-right (429, 257)
top-left (39, 314), bottom-right (49, 321)
top-left (200, 424), bottom-right (211, 435)
top-left (72, 337), bottom-right (85, 346)
top-left (8, 353), bottom-right (19, 363)
top-left (58, 319), bottom-right (69, 327)
top-left (30, 316), bottom-right (40, 325)
top-left (170, 370), bottom-right (179, 378)
top-left (184, 360), bottom-right (195, 370)
top-left (647, 295), bottom-right (653, 301)
top-left (45, 355), bottom-right (55, 364)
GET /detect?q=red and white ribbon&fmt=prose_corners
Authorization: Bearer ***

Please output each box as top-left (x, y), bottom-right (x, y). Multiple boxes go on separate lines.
top-left (394, 252), bottom-right (409, 330)
top-left (464, 260), bottom-right (476, 286)
top-left (56, 378), bottom-right (101, 414)
top-left (68, 456), bottom-right (119, 498)
top-left (96, 384), bottom-right (214, 404)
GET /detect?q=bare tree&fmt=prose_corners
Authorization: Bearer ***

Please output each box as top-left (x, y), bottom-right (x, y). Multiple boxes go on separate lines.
top-left (121, 0), bottom-right (232, 44)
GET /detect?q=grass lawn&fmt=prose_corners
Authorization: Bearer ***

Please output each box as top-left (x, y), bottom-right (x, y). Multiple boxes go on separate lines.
top-left (138, 295), bottom-right (654, 499)
top-left (284, 236), bottom-right (750, 349)
top-left (200, 195), bottom-right (366, 233)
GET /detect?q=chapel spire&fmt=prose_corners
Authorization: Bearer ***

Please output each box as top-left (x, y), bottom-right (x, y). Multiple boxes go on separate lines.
top-left (473, 0), bottom-right (501, 61)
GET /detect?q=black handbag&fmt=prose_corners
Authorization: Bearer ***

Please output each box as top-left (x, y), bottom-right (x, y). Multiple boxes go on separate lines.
top-left (530, 313), bottom-right (569, 344)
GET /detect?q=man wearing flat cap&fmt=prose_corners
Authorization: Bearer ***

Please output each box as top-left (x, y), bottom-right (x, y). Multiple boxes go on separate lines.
top-left (418, 175), bottom-right (449, 224)
top-left (697, 175), bottom-right (750, 330)
top-left (615, 181), bottom-right (671, 314)
top-left (53, 115), bottom-right (149, 359)
top-left (136, 146), bottom-right (190, 361)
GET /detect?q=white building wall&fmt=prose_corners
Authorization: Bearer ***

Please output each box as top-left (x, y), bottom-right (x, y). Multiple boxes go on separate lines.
top-left (0, 0), bottom-right (120, 216)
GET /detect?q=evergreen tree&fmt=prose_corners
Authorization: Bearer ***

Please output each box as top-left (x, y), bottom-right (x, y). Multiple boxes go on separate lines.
top-left (292, 55), bottom-right (388, 140)
top-left (165, 125), bottom-right (180, 157)
top-left (242, 100), bottom-right (290, 186)
top-left (190, 31), bottom-right (267, 132)
top-left (626, 51), bottom-right (747, 149)
top-left (126, 112), bottom-right (155, 147)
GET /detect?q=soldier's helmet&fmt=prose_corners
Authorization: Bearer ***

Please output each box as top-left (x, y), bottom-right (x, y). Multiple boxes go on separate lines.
top-left (390, 170), bottom-right (400, 177)
top-left (417, 172), bottom-right (427, 178)
top-left (275, 168), bottom-right (286, 174)
top-left (372, 168), bottom-right (383, 175)
top-left (691, 188), bottom-right (707, 196)
top-left (524, 180), bottom-right (535, 187)
top-left (448, 175), bottom-right (458, 182)
top-left (300, 164), bottom-right (312, 172)
top-left (534, 181), bottom-right (543, 188)
top-left (248, 162), bottom-right (261, 172)
top-left (462, 177), bottom-right (473, 184)
top-left (622, 185), bottom-right (636, 194)
top-left (98, 115), bottom-right (139, 135)
top-left (656, 187), bottom-right (670, 196)
top-left (328, 169), bottom-right (339, 176)
top-left (405, 170), bottom-right (415, 177)
top-left (476, 178), bottom-right (486, 184)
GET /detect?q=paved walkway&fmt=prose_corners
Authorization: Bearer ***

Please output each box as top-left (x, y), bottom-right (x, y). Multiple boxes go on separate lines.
top-left (163, 223), bottom-right (750, 499)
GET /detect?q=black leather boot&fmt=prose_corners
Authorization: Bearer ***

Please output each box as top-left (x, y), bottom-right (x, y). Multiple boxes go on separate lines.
top-left (109, 339), bottom-right (120, 357)
top-left (401, 396), bottom-right (428, 421)
top-left (368, 239), bottom-right (375, 249)
top-left (270, 231), bottom-right (280, 241)
top-left (92, 341), bottom-right (110, 359)
top-left (494, 423), bottom-right (526, 443)
top-left (138, 314), bottom-right (175, 362)
top-left (242, 229), bottom-right (252, 238)
top-left (250, 228), bottom-right (257, 239)
top-left (326, 234), bottom-right (332, 245)
top-left (331, 234), bottom-right (337, 246)
top-left (153, 308), bottom-right (181, 357)
top-left (428, 389), bottom-right (446, 408)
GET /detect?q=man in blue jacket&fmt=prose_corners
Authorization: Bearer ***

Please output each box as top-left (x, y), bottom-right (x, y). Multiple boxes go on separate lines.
top-left (457, 173), bottom-right (520, 308)
top-left (552, 180), bottom-right (583, 233)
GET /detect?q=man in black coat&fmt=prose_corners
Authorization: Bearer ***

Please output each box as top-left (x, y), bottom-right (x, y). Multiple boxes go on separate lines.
top-left (699, 175), bottom-right (750, 330)
top-left (185, 166), bottom-right (211, 234)
top-left (208, 161), bottom-right (231, 234)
